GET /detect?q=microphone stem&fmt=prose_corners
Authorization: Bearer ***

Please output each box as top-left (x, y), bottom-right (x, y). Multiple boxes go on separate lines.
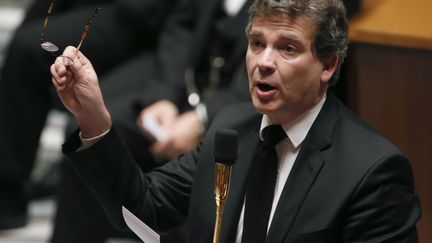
top-left (213, 200), bottom-right (224, 243)
top-left (213, 163), bottom-right (232, 243)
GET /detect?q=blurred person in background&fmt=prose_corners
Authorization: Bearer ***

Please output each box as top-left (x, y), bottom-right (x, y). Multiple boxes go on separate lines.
top-left (0, 0), bottom-right (176, 231)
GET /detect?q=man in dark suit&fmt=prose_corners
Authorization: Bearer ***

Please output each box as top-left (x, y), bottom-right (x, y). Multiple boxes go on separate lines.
top-left (50, 0), bottom-right (421, 242)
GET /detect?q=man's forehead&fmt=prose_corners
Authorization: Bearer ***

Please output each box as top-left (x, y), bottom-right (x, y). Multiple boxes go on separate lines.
top-left (249, 15), bottom-right (316, 39)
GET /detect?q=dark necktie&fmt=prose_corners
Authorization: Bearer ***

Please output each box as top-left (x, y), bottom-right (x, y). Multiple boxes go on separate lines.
top-left (241, 125), bottom-right (286, 243)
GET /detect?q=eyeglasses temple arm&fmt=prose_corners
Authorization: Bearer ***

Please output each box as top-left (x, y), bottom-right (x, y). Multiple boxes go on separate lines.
top-left (76, 7), bottom-right (101, 53)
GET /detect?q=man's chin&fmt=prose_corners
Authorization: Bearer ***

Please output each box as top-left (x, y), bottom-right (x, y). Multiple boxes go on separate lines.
top-left (252, 99), bottom-right (277, 116)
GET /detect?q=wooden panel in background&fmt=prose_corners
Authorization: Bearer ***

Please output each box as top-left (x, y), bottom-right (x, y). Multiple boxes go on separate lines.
top-left (347, 0), bottom-right (432, 241)
top-left (349, 0), bottom-right (432, 49)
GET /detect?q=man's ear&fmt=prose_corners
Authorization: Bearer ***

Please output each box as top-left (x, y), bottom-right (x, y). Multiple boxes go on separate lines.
top-left (320, 54), bottom-right (339, 83)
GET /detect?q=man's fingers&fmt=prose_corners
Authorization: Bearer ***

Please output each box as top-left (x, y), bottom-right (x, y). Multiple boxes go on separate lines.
top-left (151, 139), bottom-right (172, 156)
top-left (50, 64), bottom-right (66, 90)
top-left (62, 46), bottom-right (78, 57)
top-left (62, 46), bottom-right (92, 69)
top-left (50, 59), bottom-right (79, 92)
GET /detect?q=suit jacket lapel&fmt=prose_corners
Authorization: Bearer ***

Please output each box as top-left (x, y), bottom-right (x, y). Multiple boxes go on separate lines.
top-left (266, 138), bottom-right (325, 243)
top-left (266, 94), bottom-right (339, 243)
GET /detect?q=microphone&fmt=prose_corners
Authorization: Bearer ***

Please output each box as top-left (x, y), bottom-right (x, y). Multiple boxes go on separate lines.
top-left (213, 129), bottom-right (238, 243)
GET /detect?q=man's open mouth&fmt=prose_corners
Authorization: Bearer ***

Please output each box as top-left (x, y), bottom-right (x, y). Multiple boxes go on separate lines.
top-left (257, 83), bottom-right (276, 92)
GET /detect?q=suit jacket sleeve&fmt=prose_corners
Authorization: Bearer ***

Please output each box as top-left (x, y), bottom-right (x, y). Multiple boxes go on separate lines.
top-left (62, 125), bottom-right (197, 232)
top-left (343, 153), bottom-right (421, 242)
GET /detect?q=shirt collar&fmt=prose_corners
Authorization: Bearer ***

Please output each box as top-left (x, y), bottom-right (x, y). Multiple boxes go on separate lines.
top-left (259, 94), bottom-right (326, 148)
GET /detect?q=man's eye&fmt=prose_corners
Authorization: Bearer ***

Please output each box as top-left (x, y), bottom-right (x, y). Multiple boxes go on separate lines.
top-left (280, 45), bottom-right (296, 53)
top-left (250, 39), bottom-right (264, 48)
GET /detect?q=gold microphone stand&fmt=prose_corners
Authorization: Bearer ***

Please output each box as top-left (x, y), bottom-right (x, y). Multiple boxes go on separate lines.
top-left (213, 163), bottom-right (232, 243)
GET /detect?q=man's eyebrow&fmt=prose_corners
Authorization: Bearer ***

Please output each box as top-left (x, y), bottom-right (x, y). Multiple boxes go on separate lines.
top-left (279, 33), bottom-right (302, 43)
top-left (248, 29), bottom-right (263, 37)
top-left (248, 30), bottom-right (303, 42)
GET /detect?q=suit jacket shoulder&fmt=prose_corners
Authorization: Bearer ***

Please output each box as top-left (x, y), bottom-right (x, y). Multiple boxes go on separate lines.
top-left (269, 93), bottom-right (421, 243)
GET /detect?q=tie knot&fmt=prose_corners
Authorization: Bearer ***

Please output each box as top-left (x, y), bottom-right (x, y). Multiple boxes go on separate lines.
top-left (263, 125), bottom-right (286, 147)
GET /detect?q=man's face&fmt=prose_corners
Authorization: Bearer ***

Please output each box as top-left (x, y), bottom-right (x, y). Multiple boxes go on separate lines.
top-left (246, 15), bottom-right (337, 124)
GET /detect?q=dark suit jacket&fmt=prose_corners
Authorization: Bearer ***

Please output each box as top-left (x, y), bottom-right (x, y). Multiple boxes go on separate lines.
top-left (63, 93), bottom-right (421, 242)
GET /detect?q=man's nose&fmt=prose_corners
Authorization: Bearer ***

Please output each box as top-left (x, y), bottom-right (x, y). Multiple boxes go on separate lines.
top-left (257, 48), bottom-right (276, 74)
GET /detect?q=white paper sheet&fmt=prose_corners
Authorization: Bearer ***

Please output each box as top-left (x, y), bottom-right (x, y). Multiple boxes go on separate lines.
top-left (142, 115), bottom-right (166, 141)
top-left (122, 206), bottom-right (160, 243)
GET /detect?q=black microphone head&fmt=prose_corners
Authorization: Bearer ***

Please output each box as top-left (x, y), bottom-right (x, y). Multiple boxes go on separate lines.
top-left (214, 129), bottom-right (238, 165)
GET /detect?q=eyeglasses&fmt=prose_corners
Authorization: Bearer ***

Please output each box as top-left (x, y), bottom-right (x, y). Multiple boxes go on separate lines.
top-left (40, 0), bottom-right (101, 56)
